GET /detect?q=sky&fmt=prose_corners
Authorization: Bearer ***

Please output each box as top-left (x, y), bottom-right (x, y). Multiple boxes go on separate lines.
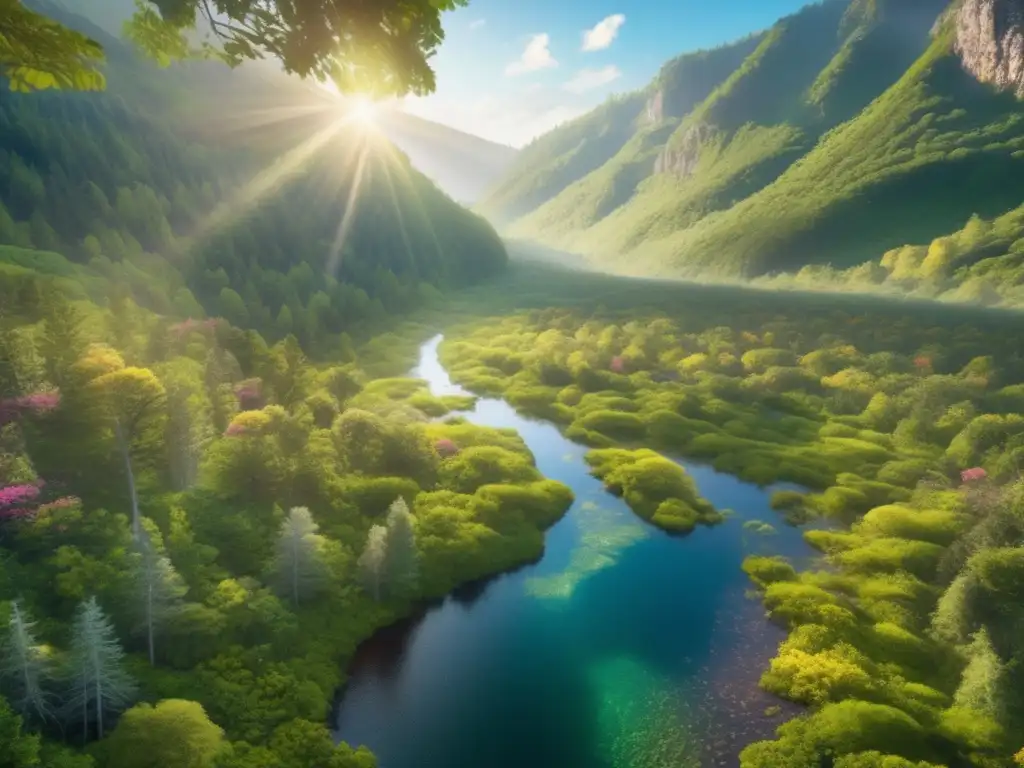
top-left (398, 0), bottom-right (814, 147)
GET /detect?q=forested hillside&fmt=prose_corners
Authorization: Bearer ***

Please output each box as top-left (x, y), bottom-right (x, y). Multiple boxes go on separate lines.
top-left (483, 0), bottom-right (1024, 300)
top-left (1, 1), bottom-right (508, 359)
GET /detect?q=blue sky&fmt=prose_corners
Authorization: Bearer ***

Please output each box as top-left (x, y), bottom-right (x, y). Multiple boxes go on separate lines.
top-left (399, 0), bottom-right (813, 147)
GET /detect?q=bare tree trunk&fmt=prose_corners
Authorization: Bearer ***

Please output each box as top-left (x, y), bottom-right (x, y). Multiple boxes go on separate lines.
top-left (147, 581), bottom-right (155, 666)
top-left (115, 420), bottom-right (140, 540)
top-left (95, 675), bottom-right (103, 739)
top-left (81, 677), bottom-right (88, 744)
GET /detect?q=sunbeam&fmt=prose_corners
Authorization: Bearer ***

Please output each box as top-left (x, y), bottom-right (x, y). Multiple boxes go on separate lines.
top-left (325, 135), bottom-right (373, 279)
top-left (184, 118), bottom-right (346, 249)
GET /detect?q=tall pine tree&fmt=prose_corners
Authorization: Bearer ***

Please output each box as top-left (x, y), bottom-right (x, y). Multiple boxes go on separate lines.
top-left (64, 597), bottom-right (136, 741)
top-left (0, 601), bottom-right (53, 724)
top-left (272, 507), bottom-right (328, 606)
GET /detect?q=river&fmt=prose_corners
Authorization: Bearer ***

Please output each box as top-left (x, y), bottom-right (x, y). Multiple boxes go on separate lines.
top-left (333, 334), bottom-right (817, 768)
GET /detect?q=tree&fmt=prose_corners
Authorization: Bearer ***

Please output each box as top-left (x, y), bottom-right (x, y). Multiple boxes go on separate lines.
top-left (125, 0), bottom-right (466, 96)
top-left (103, 699), bottom-right (224, 768)
top-left (0, 695), bottom-right (41, 768)
top-left (272, 507), bottom-right (328, 606)
top-left (64, 597), bottom-right (136, 741)
top-left (954, 628), bottom-right (1006, 720)
top-left (383, 497), bottom-right (418, 595)
top-left (130, 525), bottom-right (187, 666)
top-left (87, 367), bottom-right (167, 538)
top-left (0, 2), bottom-right (105, 92)
top-left (0, 601), bottom-right (54, 723)
top-left (357, 525), bottom-right (388, 602)
top-left (38, 289), bottom-right (85, 391)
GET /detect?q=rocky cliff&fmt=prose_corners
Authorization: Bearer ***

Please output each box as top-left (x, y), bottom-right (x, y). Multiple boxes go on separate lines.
top-left (653, 123), bottom-right (713, 177)
top-left (955, 0), bottom-right (1024, 96)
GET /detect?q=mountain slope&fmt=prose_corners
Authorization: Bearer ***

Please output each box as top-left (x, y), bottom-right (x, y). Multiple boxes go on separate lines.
top-left (474, 91), bottom-right (650, 224)
top-left (484, 0), bottom-right (1024, 284)
top-left (376, 110), bottom-right (518, 204)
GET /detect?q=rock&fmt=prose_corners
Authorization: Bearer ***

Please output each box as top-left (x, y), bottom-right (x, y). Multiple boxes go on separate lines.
top-left (954, 0), bottom-right (1024, 97)
top-left (645, 88), bottom-right (664, 123)
top-left (654, 122), bottom-right (714, 177)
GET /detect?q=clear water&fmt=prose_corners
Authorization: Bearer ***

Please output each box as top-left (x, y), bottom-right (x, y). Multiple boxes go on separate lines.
top-left (334, 335), bottom-right (814, 768)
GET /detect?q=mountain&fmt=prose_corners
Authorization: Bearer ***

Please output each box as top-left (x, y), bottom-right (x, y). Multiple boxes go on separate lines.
top-left (481, 0), bottom-right (1024, 296)
top-left (376, 110), bottom-right (518, 205)
top-left (2, 0), bottom-right (506, 353)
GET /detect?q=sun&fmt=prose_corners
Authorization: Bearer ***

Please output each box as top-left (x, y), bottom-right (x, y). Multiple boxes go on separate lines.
top-left (349, 95), bottom-right (378, 125)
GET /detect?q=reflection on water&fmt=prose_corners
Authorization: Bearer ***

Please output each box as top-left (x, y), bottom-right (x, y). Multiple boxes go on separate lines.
top-left (334, 334), bottom-right (814, 768)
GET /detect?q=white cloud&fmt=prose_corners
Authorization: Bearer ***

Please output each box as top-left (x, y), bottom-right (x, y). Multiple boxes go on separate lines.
top-left (505, 33), bottom-right (558, 76)
top-left (563, 65), bottom-right (622, 93)
top-left (581, 14), bottom-right (625, 51)
top-left (469, 19), bottom-right (485, 30)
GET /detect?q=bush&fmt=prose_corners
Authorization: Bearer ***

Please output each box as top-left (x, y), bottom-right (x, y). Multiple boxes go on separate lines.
top-left (743, 555), bottom-right (798, 588)
top-left (855, 505), bottom-right (962, 546)
top-left (585, 448), bottom-right (718, 530)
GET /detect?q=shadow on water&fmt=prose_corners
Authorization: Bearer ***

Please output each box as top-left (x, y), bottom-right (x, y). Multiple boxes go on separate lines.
top-left (333, 334), bottom-right (817, 768)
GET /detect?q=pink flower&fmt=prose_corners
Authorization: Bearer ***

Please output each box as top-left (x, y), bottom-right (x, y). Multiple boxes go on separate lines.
top-left (234, 379), bottom-right (263, 411)
top-left (610, 356), bottom-right (625, 373)
top-left (434, 438), bottom-right (459, 458)
top-left (960, 467), bottom-right (987, 483)
top-left (225, 422), bottom-right (247, 437)
top-left (0, 484), bottom-right (40, 508)
top-left (0, 391), bottom-right (60, 424)
top-left (37, 496), bottom-right (80, 513)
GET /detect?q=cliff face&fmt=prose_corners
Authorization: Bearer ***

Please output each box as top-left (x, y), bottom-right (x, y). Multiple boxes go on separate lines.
top-left (645, 89), bottom-right (664, 123)
top-left (955, 0), bottom-right (1024, 96)
top-left (653, 123), bottom-right (713, 177)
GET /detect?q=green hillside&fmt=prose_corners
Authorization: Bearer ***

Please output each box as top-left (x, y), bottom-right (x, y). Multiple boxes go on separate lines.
top-left (0, 1), bottom-right (507, 354)
top-left (475, 91), bottom-right (649, 224)
top-left (486, 0), bottom-right (1024, 289)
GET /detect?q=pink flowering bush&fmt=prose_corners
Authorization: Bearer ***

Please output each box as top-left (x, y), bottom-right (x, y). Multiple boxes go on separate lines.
top-left (37, 496), bottom-right (81, 513)
top-left (435, 438), bottom-right (459, 458)
top-left (169, 318), bottom-right (219, 338)
top-left (0, 483), bottom-right (40, 508)
top-left (0, 391), bottom-right (61, 425)
top-left (610, 356), bottom-right (625, 374)
top-left (234, 378), bottom-right (264, 411)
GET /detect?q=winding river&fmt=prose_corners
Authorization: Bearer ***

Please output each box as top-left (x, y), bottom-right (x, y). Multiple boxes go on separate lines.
top-left (334, 335), bottom-right (818, 768)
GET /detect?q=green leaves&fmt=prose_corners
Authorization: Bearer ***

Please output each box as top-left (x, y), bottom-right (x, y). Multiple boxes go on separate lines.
top-left (121, 0), bottom-right (468, 96)
top-left (1, 2), bottom-right (105, 92)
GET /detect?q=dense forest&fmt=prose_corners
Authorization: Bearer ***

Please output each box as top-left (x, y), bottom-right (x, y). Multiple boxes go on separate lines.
top-left (6, 0), bottom-right (1024, 766)
top-left (0, 269), bottom-right (575, 766)
top-left (431, 262), bottom-right (1024, 767)
top-left (479, 0), bottom-right (1024, 306)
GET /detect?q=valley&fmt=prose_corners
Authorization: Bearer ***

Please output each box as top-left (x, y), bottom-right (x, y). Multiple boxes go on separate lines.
top-left (1, 0), bottom-right (1024, 767)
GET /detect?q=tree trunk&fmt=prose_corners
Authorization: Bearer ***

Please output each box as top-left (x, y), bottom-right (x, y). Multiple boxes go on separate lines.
top-left (147, 580), bottom-right (155, 666)
top-left (115, 420), bottom-right (141, 539)
top-left (95, 675), bottom-right (103, 739)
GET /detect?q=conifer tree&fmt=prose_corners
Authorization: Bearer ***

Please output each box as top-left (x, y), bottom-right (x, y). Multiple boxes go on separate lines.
top-left (357, 525), bottom-right (388, 602)
top-left (0, 601), bottom-right (53, 724)
top-left (383, 497), bottom-right (419, 596)
top-left (131, 526), bottom-right (187, 666)
top-left (954, 628), bottom-right (1006, 720)
top-left (272, 507), bottom-right (328, 606)
top-left (64, 597), bottom-right (136, 741)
